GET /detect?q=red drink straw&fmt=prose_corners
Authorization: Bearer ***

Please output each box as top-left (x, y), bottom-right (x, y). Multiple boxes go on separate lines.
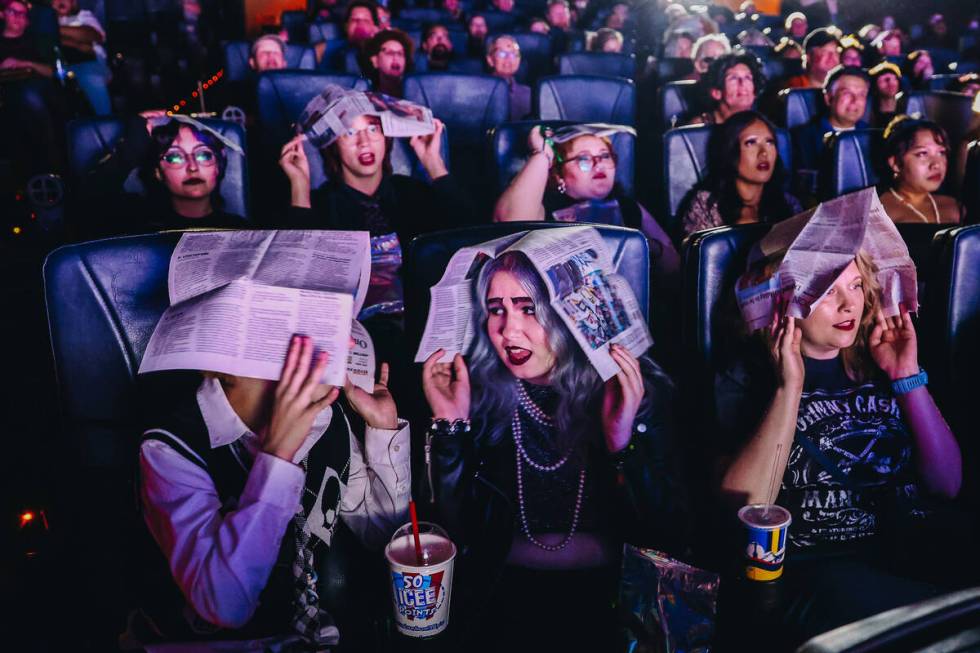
top-left (409, 500), bottom-right (423, 566)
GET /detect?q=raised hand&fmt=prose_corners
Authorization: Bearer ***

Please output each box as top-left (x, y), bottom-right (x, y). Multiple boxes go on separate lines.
top-left (527, 124), bottom-right (546, 152)
top-left (409, 119), bottom-right (448, 179)
top-left (263, 335), bottom-right (339, 462)
top-left (769, 311), bottom-right (804, 392)
top-left (344, 362), bottom-right (398, 430)
top-left (869, 304), bottom-right (919, 381)
top-left (279, 135), bottom-right (311, 206)
top-left (422, 350), bottom-right (471, 422)
top-left (601, 344), bottom-right (645, 452)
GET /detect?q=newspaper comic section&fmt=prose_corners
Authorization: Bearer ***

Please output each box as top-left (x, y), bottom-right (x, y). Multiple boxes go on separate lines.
top-left (139, 230), bottom-right (377, 392)
top-left (735, 187), bottom-right (918, 332)
top-left (415, 226), bottom-right (653, 381)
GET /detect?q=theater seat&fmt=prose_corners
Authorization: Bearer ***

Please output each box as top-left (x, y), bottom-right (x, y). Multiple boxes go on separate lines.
top-left (308, 21), bottom-right (340, 44)
top-left (481, 10), bottom-right (519, 34)
top-left (396, 8), bottom-right (449, 25)
top-left (780, 87), bottom-right (820, 129)
top-left (762, 57), bottom-right (802, 83)
top-left (222, 40), bottom-right (316, 82)
top-left (825, 128), bottom-right (883, 198)
top-left (492, 31), bottom-right (553, 85)
top-left (66, 117), bottom-right (250, 220)
top-left (925, 225), bottom-right (980, 499)
top-left (281, 10), bottom-right (308, 42)
top-left (927, 73), bottom-right (960, 91)
top-left (255, 70), bottom-right (369, 150)
top-left (659, 80), bottom-right (701, 130)
top-left (488, 120), bottom-right (636, 196)
top-left (903, 91), bottom-right (976, 157)
top-left (656, 57), bottom-right (694, 83)
top-left (536, 74), bottom-right (636, 125)
top-left (680, 224), bottom-right (771, 394)
top-left (404, 223), bottom-right (650, 350)
top-left (557, 52), bottom-right (636, 80)
top-left (662, 125), bottom-right (793, 234)
top-left (963, 140), bottom-right (980, 224)
top-left (255, 71), bottom-right (448, 188)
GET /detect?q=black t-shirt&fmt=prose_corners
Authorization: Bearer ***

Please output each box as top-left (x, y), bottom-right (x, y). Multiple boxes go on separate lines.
top-left (0, 35), bottom-right (47, 65)
top-left (716, 355), bottom-right (918, 553)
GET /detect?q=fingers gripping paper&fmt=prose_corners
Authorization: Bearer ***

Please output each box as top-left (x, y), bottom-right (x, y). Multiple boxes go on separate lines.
top-left (414, 226), bottom-right (653, 381)
top-left (138, 230), bottom-right (377, 391)
top-left (735, 188), bottom-right (918, 332)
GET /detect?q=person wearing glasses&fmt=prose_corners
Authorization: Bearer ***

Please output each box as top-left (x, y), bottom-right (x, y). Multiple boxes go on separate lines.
top-left (486, 35), bottom-right (530, 120)
top-left (493, 124), bottom-right (679, 288)
top-left (84, 114), bottom-right (246, 238)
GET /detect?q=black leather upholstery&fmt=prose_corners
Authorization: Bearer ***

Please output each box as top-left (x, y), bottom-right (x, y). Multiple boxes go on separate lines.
top-left (404, 223), bottom-right (650, 351)
top-left (825, 128), bottom-right (883, 198)
top-left (222, 40), bottom-right (316, 82)
top-left (488, 120), bottom-right (636, 196)
top-left (662, 124), bottom-right (793, 229)
top-left (536, 74), bottom-right (636, 125)
top-left (557, 52), bottom-right (636, 80)
top-left (658, 80), bottom-right (700, 130)
top-left (963, 140), bottom-right (980, 225)
top-left (66, 117), bottom-right (250, 219)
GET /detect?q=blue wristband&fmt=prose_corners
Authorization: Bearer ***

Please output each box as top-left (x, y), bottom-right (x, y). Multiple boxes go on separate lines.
top-left (892, 368), bottom-right (928, 395)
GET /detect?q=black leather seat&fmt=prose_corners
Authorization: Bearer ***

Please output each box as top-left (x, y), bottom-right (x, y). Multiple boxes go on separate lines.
top-left (903, 91), bottom-right (976, 158)
top-left (404, 223), bottom-right (650, 351)
top-left (222, 40), bottom-right (316, 82)
top-left (254, 70), bottom-right (448, 188)
top-left (66, 117), bottom-right (250, 220)
top-left (962, 140), bottom-right (980, 225)
top-left (825, 128), bottom-right (883, 198)
top-left (557, 52), bottom-right (636, 80)
top-left (658, 80), bottom-right (701, 130)
top-left (488, 120), bottom-right (636, 196)
top-left (662, 124), bottom-right (793, 234)
top-left (536, 74), bottom-right (637, 125)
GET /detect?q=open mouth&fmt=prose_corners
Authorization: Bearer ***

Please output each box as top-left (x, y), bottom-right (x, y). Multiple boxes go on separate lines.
top-left (833, 319), bottom-right (855, 331)
top-left (593, 171), bottom-right (608, 180)
top-left (757, 162), bottom-right (771, 172)
top-left (358, 152), bottom-right (376, 165)
top-left (505, 346), bottom-right (532, 365)
top-left (183, 178), bottom-right (206, 186)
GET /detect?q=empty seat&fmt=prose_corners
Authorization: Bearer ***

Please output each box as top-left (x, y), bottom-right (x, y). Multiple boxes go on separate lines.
top-left (255, 71), bottom-right (445, 187)
top-left (825, 128), bottom-right (883, 198)
top-left (480, 10), bottom-right (519, 34)
top-left (926, 48), bottom-right (959, 73)
top-left (780, 86), bottom-right (821, 129)
top-left (662, 124), bottom-right (794, 233)
top-left (488, 120), bottom-right (636, 196)
top-left (308, 21), bottom-right (340, 44)
top-left (557, 52), bottom-right (636, 80)
top-left (66, 117), bottom-right (250, 220)
top-left (536, 74), bottom-right (636, 125)
top-left (223, 40), bottom-right (316, 82)
top-left (659, 80), bottom-right (701, 130)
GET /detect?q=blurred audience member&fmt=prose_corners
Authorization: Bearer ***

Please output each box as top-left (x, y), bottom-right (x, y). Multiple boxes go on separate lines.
top-left (663, 30), bottom-right (695, 58)
top-left (858, 23), bottom-right (881, 44)
top-left (366, 29), bottom-right (412, 97)
top-left (591, 27), bottom-right (624, 53)
top-left (420, 23), bottom-right (453, 72)
top-left (345, 0), bottom-right (380, 50)
top-left (872, 29), bottom-right (902, 59)
top-left (838, 35), bottom-right (864, 68)
top-left (692, 33), bottom-right (731, 77)
top-left (605, 2), bottom-right (630, 31)
top-left (868, 61), bottom-right (903, 128)
top-left (441, 0), bottom-right (463, 22)
top-left (879, 116), bottom-right (963, 224)
top-left (51, 0), bottom-right (105, 64)
top-left (918, 13), bottom-right (955, 50)
top-left (466, 14), bottom-right (488, 57)
top-left (529, 17), bottom-right (551, 35)
top-left (792, 65), bottom-right (870, 175)
top-left (774, 36), bottom-right (804, 61)
top-left (951, 74), bottom-right (980, 98)
top-left (902, 50), bottom-right (934, 91)
top-left (784, 28), bottom-right (840, 89)
top-left (785, 12), bottom-right (808, 43)
top-left (486, 35), bottom-right (530, 120)
top-left (248, 34), bottom-right (286, 72)
top-left (688, 52), bottom-right (763, 126)
top-left (737, 28), bottom-right (773, 48)
top-left (680, 110), bottom-right (801, 235)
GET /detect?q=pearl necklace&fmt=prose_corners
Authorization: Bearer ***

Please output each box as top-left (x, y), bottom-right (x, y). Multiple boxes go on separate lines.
top-left (513, 382), bottom-right (586, 552)
top-left (889, 188), bottom-right (939, 223)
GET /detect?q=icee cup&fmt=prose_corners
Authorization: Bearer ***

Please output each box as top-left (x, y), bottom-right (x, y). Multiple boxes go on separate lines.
top-left (384, 521), bottom-right (456, 638)
top-left (737, 504), bottom-right (792, 581)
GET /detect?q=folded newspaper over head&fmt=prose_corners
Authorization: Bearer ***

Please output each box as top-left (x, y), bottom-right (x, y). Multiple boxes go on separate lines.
top-left (138, 230), bottom-right (377, 392)
top-left (549, 123), bottom-right (637, 144)
top-left (735, 187), bottom-right (918, 332)
top-left (297, 83), bottom-right (435, 149)
top-left (414, 226), bottom-right (653, 381)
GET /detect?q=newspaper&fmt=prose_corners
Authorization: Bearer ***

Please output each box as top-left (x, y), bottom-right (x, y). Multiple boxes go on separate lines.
top-left (415, 226), bottom-right (653, 381)
top-left (139, 230), bottom-right (377, 391)
top-left (298, 84), bottom-right (435, 149)
top-left (736, 187), bottom-right (918, 332)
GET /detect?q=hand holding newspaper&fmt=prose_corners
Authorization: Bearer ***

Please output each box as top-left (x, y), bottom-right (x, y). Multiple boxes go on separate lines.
top-left (414, 226), bottom-right (652, 381)
top-left (735, 187), bottom-right (918, 332)
top-left (139, 230), bottom-right (377, 391)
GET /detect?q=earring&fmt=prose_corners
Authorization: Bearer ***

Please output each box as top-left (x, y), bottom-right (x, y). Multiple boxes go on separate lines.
top-left (557, 177), bottom-right (567, 194)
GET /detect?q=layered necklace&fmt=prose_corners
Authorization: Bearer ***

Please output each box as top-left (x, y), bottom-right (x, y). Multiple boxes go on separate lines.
top-left (512, 381), bottom-right (586, 552)
top-left (889, 188), bottom-right (939, 223)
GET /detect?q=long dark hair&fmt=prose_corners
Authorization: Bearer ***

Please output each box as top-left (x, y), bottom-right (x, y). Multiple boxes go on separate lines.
top-left (685, 110), bottom-right (794, 227)
top-left (139, 121), bottom-right (228, 208)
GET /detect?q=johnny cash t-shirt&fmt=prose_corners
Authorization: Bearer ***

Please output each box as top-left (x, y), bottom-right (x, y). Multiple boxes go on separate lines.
top-left (779, 356), bottom-right (916, 551)
top-left (715, 354), bottom-right (918, 553)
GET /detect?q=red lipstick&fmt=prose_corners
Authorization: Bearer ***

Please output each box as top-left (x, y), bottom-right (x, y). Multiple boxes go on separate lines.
top-left (505, 346), bottom-right (531, 365)
top-left (833, 319), bottom-right (855, 331)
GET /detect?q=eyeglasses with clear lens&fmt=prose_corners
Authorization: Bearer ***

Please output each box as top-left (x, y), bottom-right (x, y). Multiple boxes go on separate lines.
top-left (494, 50), bottom-right (520, 60)
top-left (567, 151), bottom-right (614, 172)
top-left (160, 148), bottom-right (217, 168)
top-left (342, 124), bottom-right (382, 140)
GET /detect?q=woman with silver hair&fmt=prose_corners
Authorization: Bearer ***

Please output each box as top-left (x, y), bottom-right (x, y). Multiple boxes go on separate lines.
top-left (421, 250), bottom-right (686, 651)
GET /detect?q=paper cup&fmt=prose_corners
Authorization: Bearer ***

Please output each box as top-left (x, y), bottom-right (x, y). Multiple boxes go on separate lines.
top-left (737, 504), bottom-right (791, 581)
top-left (384, 521), bottom-right (456, 638)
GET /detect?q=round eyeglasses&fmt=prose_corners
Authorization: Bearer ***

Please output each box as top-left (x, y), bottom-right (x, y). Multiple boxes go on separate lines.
top-left (160, 147), bottom-right (217, 168)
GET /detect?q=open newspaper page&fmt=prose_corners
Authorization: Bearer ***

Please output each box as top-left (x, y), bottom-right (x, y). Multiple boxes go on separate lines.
top-left (859, 193), bottom-right (919, 316)
top-left (414, 232), bottom-right (525, 363)
top-left (512, 226), bottom-right (653, 381)
top-left (304, 91), bottom-right (434, 148)
top-left (141, 230), bottom-right (376, 390)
